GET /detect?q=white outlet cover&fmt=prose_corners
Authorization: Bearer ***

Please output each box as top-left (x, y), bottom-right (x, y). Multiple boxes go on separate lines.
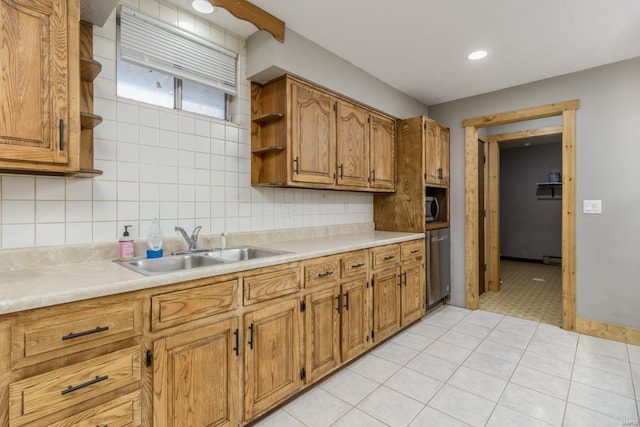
top-left (583, 200), bottom-right (602, 214)
top-left (281, 202), bottom-right (293, 217)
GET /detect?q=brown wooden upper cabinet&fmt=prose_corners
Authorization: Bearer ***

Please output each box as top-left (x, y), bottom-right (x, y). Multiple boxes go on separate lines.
top-left (251, 75), bottom-right (395, 192)
top-left (0, 0), bottom-right (101, 176)
top-left (425, 118), bottom-right (450, 186)
top-left (291, 81), bottom-right (337, 185)
top-left (0, 0), bottom-right (73, 170)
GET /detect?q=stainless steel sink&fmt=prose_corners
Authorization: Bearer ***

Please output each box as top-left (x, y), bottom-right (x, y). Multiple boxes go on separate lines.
top-left (116, 246), bottom-right (292, 276)
top-left (117, 253), bottom-right (225, 276)
top-left (203, 246), bottom-right (292, 262)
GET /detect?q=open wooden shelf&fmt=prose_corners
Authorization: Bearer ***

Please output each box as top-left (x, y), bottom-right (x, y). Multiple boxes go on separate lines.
top-left (252, 112), bottom-right (284, 124)
top-left (252, 146), bottom-right (285, 154)
top-left (80, 56), bottom-right (102, 82)
top-left (69, 168), bottom-right (103, 178)
top-left (80, 112), bottom-right (103, 129)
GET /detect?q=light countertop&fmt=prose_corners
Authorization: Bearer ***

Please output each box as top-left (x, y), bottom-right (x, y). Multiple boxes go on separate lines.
top-left (0, 231), bottom-right (423, 315)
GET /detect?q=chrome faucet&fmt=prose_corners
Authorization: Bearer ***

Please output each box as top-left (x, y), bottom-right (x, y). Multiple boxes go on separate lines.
top-left (175, 225), bottom-right (202, 251)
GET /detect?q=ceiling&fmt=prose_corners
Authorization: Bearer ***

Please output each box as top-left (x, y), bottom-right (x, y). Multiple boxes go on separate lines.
top-left (168, 0), bottom-right (640, 106)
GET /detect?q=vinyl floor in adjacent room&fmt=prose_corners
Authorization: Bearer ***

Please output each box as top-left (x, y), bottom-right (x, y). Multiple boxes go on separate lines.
top-left (253, 305), bottom-right (640, 426)
top-left (480, 260), bottom-right (563, 326)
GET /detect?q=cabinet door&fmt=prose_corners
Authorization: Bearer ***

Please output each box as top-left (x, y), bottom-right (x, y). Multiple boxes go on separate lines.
top-left (0, 0), bottom-right (69, 165)
top-left (369, 113), bottom-right (395, 190)
top-left (438, 124), bottom-right (450, 185)
top-left (305, 287), bottom-right (340, 383)
top-left (153, 318), bottom-right (239, 427)
top-left (425, 121), bottom-right (440, 185)
top-left (336, 100), bottom-right (369, 188)
top-left (290, 80), bottom-right (336, 185)
top-left (244, 299), bottom-right (301, 421)
top-left (401, 261), bottom-right (425, 325)
top-left (341, 277), bottom-right (370, 362)
top-left (372, 267), bottom-right (401, 342)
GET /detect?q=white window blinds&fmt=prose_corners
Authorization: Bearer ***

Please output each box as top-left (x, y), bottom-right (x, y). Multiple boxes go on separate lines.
top-left (119, 5), bottom-right (238, 96)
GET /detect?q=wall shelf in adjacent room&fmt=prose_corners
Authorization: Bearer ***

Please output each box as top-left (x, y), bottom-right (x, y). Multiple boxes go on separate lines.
top-left (536, 182), bottom-right (562, 199)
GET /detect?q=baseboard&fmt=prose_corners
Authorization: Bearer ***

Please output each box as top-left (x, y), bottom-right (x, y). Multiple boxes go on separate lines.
top-left (575, 317), bottom-right (640, 346)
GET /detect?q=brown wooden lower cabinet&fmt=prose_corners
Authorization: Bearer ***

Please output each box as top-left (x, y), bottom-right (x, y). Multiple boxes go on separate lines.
top-left (401, 260), bottom-right (425, 326)
top-left (372, 266), bottom-right (402, 342)
top-left (0, 240), bottom-right (425, 427)
top-left (48, 391), bottom-right (141, 427)
top-left (153, 318), bottom-right (239, 427)
top-left (340, 277), bottom-right (371, 362)
top-left (305, 286), bottom-right (341, 383)
top-left (243, 298), bottom-right (302, 421)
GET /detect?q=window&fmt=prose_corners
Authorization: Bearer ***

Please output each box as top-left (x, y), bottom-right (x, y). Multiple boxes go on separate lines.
top-left (116, 6), bottom-right (237, 120)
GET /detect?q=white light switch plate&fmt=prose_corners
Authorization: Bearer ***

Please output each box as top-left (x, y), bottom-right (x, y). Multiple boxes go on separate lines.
top-left (583, 200), bottom-right (602, 214)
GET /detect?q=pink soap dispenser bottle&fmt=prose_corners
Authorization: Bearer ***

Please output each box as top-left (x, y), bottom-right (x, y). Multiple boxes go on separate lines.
top-left (119, 225), bottom-right (135, 261)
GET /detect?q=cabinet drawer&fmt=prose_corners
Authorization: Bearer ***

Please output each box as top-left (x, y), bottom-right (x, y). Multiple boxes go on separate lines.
top-left (371, 245), bottom-right (400, 270)
top-left (9, 346), bottom-right (140, 426)
top-left (341, 250), bottom-right (368, 278)
top-left (304, 257), bottom-right (340, 288)
top-left (47, 390), bottom-right (141, 427)
top-left (11, 300), bottom-right (143, 368)
top-left (244, 267), bottom-right (301, 305)
top-left (401, 240), bottom-right (424, 261)
top-left (152, 279), bottom-right (239, 331)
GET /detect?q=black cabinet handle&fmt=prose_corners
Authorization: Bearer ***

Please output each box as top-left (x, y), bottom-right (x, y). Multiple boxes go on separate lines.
top-left (62, 326), bottom-right (109, 341)
top-left (402, 271), bottom-right (407, 286)
top-left (248, 324), bottom-right (254, 350)
top-left (59, 118), bottom-right (65, 151)
top-left (351, 263), bottom-right (364, 268)
top-left (437, 167), bottom-right (443, 179)
top-left (411, 249), bottom-right (419, 254)
top-left (233, 328), bottom-right (239, 356)
top-left (318, 271), bottom-right (334, 278)
top-left (336, 295), bottom-right (341, 313)
top-left (344, 292), bottom-right (349, 311)
top-left (383, 255), bottom-right (395, 261)
top-left (293, 157), bottom-right (299, 174)
top-left (61, 375), bottom-right (108, 395)
top-left (339, 164), bottom-right (344, 179)
top-left (371, 169), bottom-right (376, 182)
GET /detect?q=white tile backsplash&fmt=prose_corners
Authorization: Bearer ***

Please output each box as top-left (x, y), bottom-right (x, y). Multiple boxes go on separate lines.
top-left (0, 0), bottom-right (374, 250)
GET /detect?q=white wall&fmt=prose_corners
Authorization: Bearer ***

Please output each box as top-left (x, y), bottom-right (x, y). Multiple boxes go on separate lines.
top-left (0, 0), bottom-right (375, 249)
top-left (246, 28), bottom-right (428, 119)
top-left (429, 57), bottom-right (640, 328)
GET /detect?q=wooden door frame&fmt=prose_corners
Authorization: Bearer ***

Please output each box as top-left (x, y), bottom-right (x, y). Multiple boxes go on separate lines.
top-left (463, 100), bottom-right (579, 330)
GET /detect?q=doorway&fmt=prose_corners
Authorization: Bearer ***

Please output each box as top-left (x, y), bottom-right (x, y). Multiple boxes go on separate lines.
top-left (463, 100), bottom-right (578, 330)
top-left (481, 127), bottom-right (563, 324)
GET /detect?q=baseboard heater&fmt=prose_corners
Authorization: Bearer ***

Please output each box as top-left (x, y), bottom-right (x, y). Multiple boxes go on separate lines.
top-left (543, 256), bottom-right (562, 265)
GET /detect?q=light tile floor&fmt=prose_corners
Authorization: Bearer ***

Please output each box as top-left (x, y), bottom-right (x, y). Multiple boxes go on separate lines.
top-left (253, 305), bottom-right (640, 427)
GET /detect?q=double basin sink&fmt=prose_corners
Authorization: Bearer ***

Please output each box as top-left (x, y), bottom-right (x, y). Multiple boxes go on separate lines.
top-left (117, 246), bottom-right (292, 276)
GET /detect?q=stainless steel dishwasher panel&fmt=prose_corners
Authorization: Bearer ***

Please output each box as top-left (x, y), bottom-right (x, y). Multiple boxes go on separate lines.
top-left (426, 227), bottom-right (451, 308)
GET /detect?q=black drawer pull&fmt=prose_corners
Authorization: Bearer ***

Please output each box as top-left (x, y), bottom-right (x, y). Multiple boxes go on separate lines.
top-left (410, 249), bottom-right (420, 254)
top-left (61, 375), bottom-right (108, 395)
top-left (248, 324), bottom-right (254, 350)
top-left (318, 271), bottom-right (334, 278)
top-left (62, 326), bottom-right (109, 341)
top-left (383, 255), bottom-right (395, 261)
top-left (336, 295), bottom-right (341, 313)
top-left (343, 292), bottom-right (349, 311)
top-left (351, 263), bottom-right (364, 268)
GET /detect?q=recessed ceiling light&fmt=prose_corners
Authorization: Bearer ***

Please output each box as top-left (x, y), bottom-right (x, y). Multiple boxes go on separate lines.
top-left (468, 50), bottom-right (488, 60)
top-left (192, 0), bottom-right (214, 14)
